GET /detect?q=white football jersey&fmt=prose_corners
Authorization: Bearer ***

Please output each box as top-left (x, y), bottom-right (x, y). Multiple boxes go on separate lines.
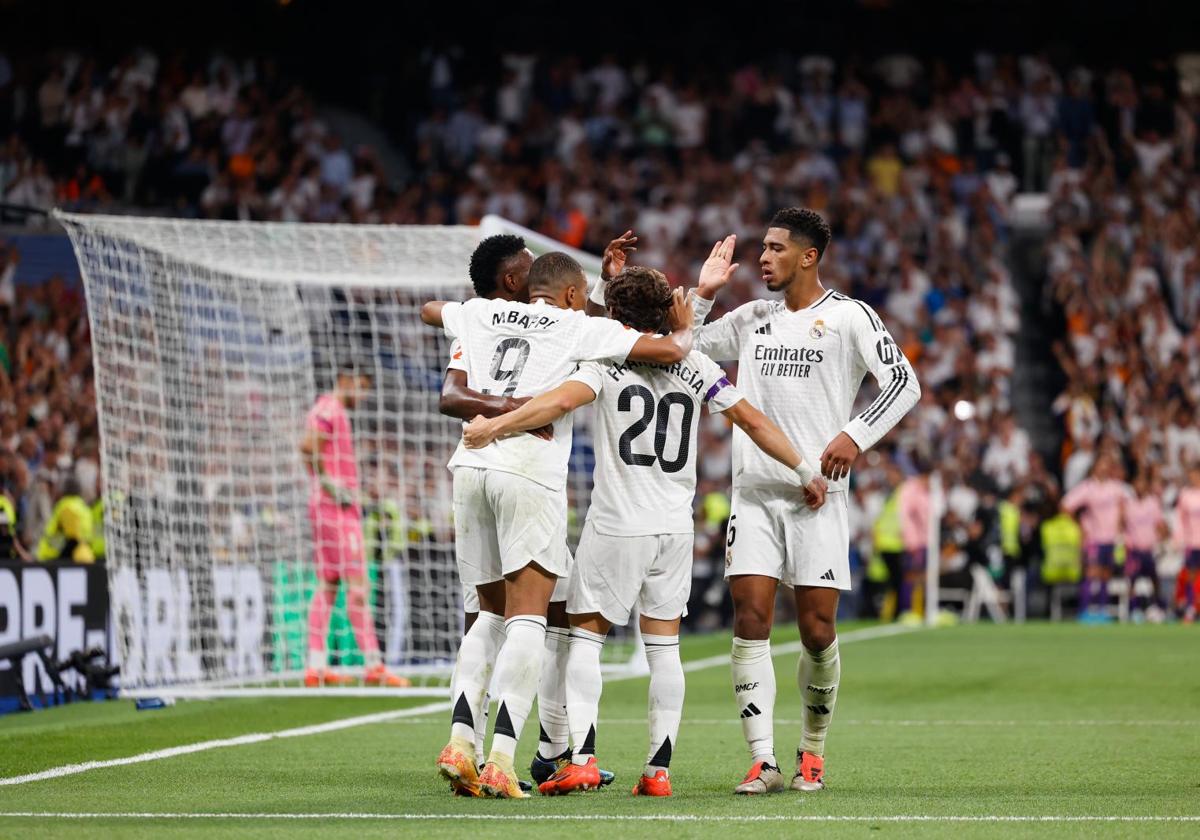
top-left (570, 350), bottom-right (743, 537)
top-left (441, 298), bottom-right (641, 490)
top-left (693, 289), bottom-right (920, 494)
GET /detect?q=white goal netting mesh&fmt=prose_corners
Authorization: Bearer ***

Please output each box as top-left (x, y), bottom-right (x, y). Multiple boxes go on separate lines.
top-left (57, 212), bottom-right (632, 696)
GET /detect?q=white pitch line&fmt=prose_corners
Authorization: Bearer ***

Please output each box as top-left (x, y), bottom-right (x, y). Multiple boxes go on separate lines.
top-left (382, 716), bottom-right (1198, 728)
top-left (580, 718), bottom-right (1200, 728)
top-left (0, 701), bottom-right (449, 787)
top-left (2, 623), bottom-right (916, 788)
top-left (1, 812), bottom-right (1198, 823)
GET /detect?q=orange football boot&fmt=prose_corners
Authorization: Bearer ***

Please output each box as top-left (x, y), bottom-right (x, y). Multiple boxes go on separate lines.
top-left (537, 756), bottom-right (602, 796)
top-left (791, 750), bottom-right (825, 791)
top-left (364, 664), bottom-right (411, 687)
top-left (436, 737), bottom-right (482, 797)
top-left (479, 758), bottom-right (530, 799)
top-left (303, 669), bottom-right (357, 687)
top-left (631, 769), bottom-right (672, 796)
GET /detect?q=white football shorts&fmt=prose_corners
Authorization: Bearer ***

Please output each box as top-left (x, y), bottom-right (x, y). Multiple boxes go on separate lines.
top-left (568, 520), bottom-right (692, 625)
top-left (452, 466), bottom-right (570, 586)
top-left (724, 487), bottom-right (850, 590)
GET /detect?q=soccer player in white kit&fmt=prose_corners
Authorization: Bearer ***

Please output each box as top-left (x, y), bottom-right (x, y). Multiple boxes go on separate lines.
top-left (690, 210), bottom-right (920, 794)
top-left (462, 266), bottom-right (828, 797)
top-left (422, 251), bottom-right (696, 798)
top-left (438, 232), bottom-right (630, 786)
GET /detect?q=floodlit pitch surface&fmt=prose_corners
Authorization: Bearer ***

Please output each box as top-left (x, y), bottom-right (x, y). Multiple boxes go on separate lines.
top-left (2, 622), bottom-right (1196, 839)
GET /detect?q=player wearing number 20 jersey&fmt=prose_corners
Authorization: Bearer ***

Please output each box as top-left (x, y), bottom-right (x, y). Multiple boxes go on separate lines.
top-left (424, 252), bottom-right (695, 798)
top-left (460, 266), bottom-right (824, 798)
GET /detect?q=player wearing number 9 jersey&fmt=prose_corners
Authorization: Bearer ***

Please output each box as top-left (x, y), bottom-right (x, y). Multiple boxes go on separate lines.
top-left (461, 266), bottom-right (826, 797)
top-left (422, 251), bottom-right (696, 799)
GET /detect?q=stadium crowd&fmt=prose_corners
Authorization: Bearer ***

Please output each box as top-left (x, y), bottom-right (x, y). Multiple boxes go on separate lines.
top-left (0, 240), bottom-right (100, 562)
top-left (2, 44), bottom-right (1198, 620)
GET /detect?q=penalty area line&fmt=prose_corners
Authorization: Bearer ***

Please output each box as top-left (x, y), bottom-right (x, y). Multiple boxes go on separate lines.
top-left (0, 700), bottom-right (451, 788)
top-left (1, 813), bottom-right (1198, 823)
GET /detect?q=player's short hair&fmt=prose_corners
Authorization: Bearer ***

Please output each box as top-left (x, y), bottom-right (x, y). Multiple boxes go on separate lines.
top-left (606, 266), bottom-right (673, 333)
top-left (527, 251), bottom-right (585, 294)
top-left (468, 234), bottom-right (527, 297)
top-left (769, 207), bottom-right (832, 260)
top-left (336, 363), bottom-right (370, 382)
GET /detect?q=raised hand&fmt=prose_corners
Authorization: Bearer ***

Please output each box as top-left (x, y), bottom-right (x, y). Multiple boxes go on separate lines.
top-left (696, 234), bottom-right (739, 299)
top-left (602, 230), bottom-right (638, 280)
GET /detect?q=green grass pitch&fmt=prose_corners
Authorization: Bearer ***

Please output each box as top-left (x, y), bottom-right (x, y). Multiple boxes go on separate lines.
top-left (1, 622), bottom-right (1197, 839)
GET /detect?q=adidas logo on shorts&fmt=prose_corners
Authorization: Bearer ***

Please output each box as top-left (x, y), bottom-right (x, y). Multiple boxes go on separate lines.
top-left (819, 569), bottom-right (836, 581)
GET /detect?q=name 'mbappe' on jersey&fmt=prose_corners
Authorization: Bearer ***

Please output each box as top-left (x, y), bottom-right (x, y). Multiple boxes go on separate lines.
top-left (440, 297), bottom-right (641, 491)
top-left (570, 350), bottom-right (743, 537)
top-left (693, 289), bottom-right (920, 493)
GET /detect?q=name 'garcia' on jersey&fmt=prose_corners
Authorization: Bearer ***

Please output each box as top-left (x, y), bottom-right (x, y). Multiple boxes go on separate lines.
top-left (602, 358), bottom-right (707, 398)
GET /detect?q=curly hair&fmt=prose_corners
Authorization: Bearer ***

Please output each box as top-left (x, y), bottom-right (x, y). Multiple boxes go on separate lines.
top-left (769, 207), bottom-right (832, 260)
top-left (468, 234), bottom-right (527, 297)
top-left (606, 266), bottom-right (673, 333)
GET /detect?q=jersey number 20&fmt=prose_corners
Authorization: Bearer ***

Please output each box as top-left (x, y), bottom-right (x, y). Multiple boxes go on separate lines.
top-left (617, 385), bottom-right (694, 474)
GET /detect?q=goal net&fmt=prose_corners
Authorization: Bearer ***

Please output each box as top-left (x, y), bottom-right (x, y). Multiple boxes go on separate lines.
top-left (56, 212), bottom-right (642, 697)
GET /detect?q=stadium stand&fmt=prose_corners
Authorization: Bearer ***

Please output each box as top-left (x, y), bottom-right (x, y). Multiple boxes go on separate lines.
top-left (2, 44), bottom-right (1197, 622)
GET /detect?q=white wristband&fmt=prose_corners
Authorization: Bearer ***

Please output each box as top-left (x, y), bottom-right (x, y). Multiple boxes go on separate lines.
top-left (588, 275), bottom-right (607, 307)
top-left (795, 462), bottom-right (816, 487)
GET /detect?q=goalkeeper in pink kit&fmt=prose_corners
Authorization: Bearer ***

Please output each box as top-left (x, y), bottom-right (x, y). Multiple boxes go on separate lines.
top-left (300, 367), bottom-right (408, 688)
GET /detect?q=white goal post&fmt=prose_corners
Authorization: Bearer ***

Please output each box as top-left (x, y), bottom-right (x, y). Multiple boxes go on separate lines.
top-left (55, 211), bottom-right (643, 697)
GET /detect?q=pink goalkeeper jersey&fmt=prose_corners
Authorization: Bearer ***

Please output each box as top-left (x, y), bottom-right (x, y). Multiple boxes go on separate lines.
top-left (1062, 479), bottom-right (1129, 546)
top-left (898, 478), bottom-right (931, 551)
top-left (1175, 487), bottom-right (1200, 550)
top-left (307, 394), bottom-right (358, 511)
top-left (1124, 495), bottom-right (1164, 552)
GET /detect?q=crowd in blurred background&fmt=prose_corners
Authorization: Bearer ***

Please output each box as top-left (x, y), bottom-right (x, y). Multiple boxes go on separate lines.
top-left (1, 43), bottom-right (1198, 622)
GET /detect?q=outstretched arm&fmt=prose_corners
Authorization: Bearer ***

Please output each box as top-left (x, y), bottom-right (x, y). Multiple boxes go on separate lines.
top-left (723, 399), bottom-right (826, 509)
top-left (440, 370), bottom-right (519, 421)
top-left (420, 301), bottom-right (447, 327)
top-left (463, 381), bottom-right (597, 449)
top-left (440, 370), bottom-right (552, 440)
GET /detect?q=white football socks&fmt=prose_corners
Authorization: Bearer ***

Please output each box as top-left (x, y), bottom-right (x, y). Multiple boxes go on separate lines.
top-left (537, 624), bottom-right (572, 761)
top-left (565, 627), bottom-right (605, 766)
top-left (731, 637), bottom-right (776, 764)
top-left (643, 633), bottom-right (683, 774)
top-left (449, 611), bottom-right (505, 747)
top-left (475, 694), bottom-right (489, 766)
top-left (798, 637), bottom-right (840, 757)
top-left (487, 615), bottom-right (548, 765)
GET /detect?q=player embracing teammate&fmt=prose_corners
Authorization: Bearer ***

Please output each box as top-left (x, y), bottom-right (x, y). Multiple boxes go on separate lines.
top-left (426, 206), bottom-right (917, 799)
top-left (423, 251), bottom-right (695, 798)
top-left (462, 265), bottom-right (826, 796)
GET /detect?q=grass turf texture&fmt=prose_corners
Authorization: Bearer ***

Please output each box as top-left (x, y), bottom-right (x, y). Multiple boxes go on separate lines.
top-left (1, 622), bottom-right (1196, 839)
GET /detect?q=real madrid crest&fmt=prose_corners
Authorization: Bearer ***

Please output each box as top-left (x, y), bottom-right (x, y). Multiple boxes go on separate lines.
top-left (809, 319), bottom-right (826, 340)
